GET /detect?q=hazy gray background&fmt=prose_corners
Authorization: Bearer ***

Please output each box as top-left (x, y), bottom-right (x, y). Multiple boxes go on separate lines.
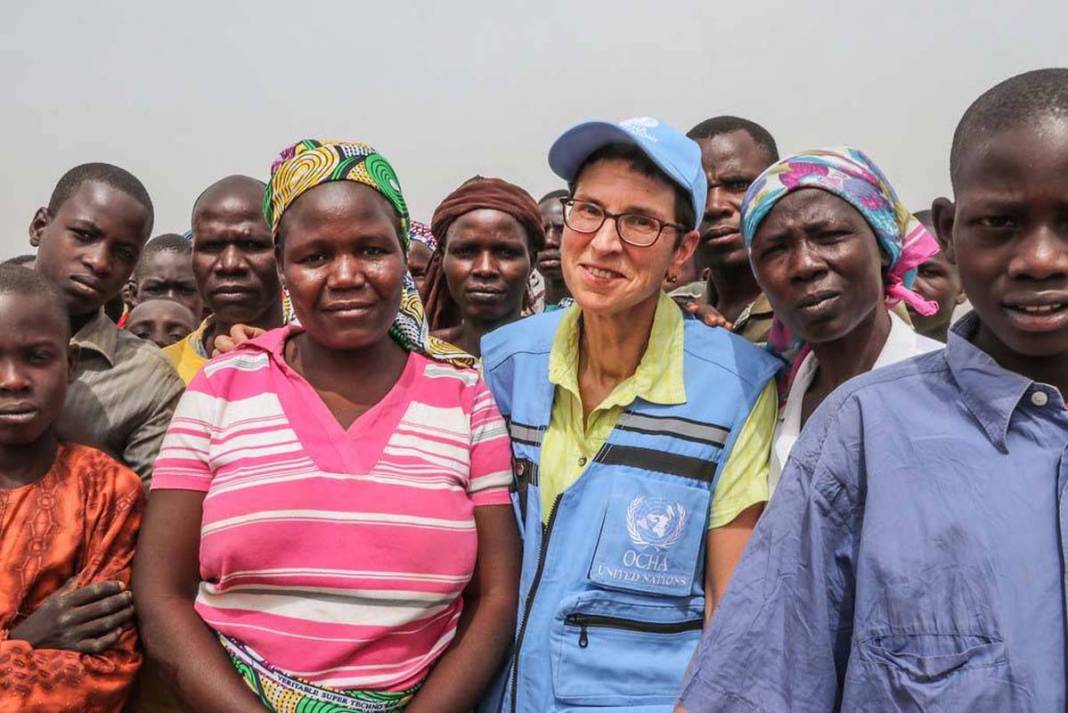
top-left (2, 1), bottom-right (1065, 258)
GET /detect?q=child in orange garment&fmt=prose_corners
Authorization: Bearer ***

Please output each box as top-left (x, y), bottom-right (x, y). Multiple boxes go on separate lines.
top-left (0, 264), bottom-right (143, 712)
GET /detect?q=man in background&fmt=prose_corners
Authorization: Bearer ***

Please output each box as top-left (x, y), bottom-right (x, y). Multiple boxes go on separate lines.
top-left (29, 162), bottom-right (184, 484)
top-left (909, 208), bottom-right (967, 342)
top-left (129, 233), bottom-right (203, 319)
top-left (683, 116), bottom-right (779, 343)
top-left (163, 175), bottom-right (284, 383)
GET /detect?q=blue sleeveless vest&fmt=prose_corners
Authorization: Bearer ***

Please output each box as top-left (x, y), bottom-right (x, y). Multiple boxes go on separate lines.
top-left (479, 309), bottom-right (780, 713)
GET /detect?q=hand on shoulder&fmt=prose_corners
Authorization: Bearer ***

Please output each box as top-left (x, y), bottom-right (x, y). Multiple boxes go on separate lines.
top-left (684, 301), bottom-right (734, 331)
top-left (212, 324), bottom-right (268, 357)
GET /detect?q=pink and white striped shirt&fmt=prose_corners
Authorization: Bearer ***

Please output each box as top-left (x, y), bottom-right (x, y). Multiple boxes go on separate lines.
top-left (152, 326), bottom-right (512, 691)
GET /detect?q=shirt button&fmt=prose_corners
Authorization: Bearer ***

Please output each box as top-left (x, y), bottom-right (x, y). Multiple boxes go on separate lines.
top-left (1032, 391), bottom-right (1049, 407)
top-left (578, 456), bottom-right (587, 466)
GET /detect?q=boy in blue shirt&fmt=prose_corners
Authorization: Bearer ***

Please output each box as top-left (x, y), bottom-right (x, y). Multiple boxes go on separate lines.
top-left (678, 67), bottom-right (1068, 712)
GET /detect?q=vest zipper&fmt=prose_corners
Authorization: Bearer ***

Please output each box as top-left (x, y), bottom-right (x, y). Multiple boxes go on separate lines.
top-left (565, 613), bottom-right (703, 648)
top-left (510, 493), bottom-right (562, 713)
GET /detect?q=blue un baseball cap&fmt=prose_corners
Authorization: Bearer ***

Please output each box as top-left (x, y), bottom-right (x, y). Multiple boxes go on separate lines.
top-left (548, 117), bottom-right (707, 232)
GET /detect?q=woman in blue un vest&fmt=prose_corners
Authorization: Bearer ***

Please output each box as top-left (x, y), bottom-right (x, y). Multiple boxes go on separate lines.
top-left (480, 117), bottom-right (781, 712)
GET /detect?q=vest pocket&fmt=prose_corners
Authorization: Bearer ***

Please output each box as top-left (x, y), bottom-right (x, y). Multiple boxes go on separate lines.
top-left (588, 475), bottom-right (711, 597)
top-left (565, 613), bottom-right (702, 648)
top-left (551, 595), bottom-right (703, 707)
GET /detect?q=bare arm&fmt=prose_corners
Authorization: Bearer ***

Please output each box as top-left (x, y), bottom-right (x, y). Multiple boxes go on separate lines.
top-left (132, 490), bottom-right (263, 713)
top-left (405, 504), bottom-right (521, 713)
top-left (704, 502), bottom-right (763, 622)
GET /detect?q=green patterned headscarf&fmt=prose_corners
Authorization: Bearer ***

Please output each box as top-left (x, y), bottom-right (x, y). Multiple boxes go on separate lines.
top-left (265, 139), bottom-right (410, 240)
top-left (266, 139), bottom-right (475, 368)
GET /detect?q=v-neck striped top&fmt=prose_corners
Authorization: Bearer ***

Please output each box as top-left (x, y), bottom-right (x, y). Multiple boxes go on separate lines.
top-left (151, 325), bottom-right (512, 691)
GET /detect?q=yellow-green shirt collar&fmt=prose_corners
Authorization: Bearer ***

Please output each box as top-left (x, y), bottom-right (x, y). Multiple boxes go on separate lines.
top-left (548, 291), bottom-right (686, 408)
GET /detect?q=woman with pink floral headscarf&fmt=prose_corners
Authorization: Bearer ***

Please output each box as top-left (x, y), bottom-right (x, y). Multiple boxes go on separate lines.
top-left (738, 146), bottom-right (943, 491)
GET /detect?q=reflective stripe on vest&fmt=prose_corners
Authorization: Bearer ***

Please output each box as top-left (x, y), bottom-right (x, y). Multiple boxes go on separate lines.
top-left (479, 310), bottom-right (781, 713)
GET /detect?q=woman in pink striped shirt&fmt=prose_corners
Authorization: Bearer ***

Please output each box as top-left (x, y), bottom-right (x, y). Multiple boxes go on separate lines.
top-left (133, 140), bottom-right (520, 713)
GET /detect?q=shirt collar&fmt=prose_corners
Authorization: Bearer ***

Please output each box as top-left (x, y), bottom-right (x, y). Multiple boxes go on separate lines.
top-left (946, 312), bottom-right (1046, 451)
top-left (70, 309), bottom-right (118, 366)
top-left (874, 310), bottom-right (935, 370)
top-left (746, 292), bottom-right (774, 319)
top-left (188, 316), bottom-right (216, 359)
top-left (782, 309), bottom-right (940, 423)
top-left (548, 291), bottom-right (687, 408)
top-left (546, 292), bottom-right (687, 409)
top-left (733, 292), bottom-right (774, 333)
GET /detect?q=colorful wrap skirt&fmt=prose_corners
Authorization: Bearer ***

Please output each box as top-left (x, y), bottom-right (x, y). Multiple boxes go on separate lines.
top-left (220, 634), bottom-right (421, 713)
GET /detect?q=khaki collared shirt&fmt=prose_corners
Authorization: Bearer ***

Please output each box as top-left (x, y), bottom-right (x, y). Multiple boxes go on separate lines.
top-left (733, 292), bottom-right (775, 345)
top-left (58, 309), bottom-right (184, 485)
top-left (668, 280), bottom-right (775, 345)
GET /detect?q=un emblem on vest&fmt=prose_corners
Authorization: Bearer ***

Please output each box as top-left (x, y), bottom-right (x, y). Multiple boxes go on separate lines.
top-left (626, 496), bottom-right (687, 550)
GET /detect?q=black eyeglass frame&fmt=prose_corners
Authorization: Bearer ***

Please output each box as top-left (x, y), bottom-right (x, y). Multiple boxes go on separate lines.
top-left (559, 198), bottom-right (687, 248)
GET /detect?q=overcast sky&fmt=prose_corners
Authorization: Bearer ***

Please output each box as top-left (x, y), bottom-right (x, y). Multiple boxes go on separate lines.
top-left (2, 1), bottom-right (1065, 258)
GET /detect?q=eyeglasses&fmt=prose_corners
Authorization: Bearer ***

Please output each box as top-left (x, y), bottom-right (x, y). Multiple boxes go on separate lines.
top-left (561, 199), bottom-right (685, 247)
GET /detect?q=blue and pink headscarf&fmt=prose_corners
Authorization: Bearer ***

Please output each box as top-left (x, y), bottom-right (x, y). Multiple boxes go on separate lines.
top-left (740, 146), bottom-right (940, 362)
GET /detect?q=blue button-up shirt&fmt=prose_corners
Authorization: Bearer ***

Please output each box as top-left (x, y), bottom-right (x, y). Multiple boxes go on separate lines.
top-left (679, 314), bottom-right (1068, 712)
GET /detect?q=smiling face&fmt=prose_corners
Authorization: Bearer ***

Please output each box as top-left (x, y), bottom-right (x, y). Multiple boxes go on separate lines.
top-left (937, 119), bottom-right (1068, 362)
top-left (562, 158), bottom-right (698, 317)
top-left (0, 292), bottom-right (73, 446)
top-left (126, 298), bottom-right (198, 348)
top-left (443, 209), bottom-right (532, 327)
top-left (695, 130), bottom-right (775, 273)
top-left (750, 188), bottom-right (886, 344)
top-left (134, 249), bottom-right (203, 318)
top-left (278, 182), bottom-right (406, 352)
top-left (30, 181), bottom-right (152, 317)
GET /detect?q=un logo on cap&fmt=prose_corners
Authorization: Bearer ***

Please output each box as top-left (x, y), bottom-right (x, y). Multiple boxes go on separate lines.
top-left (620, 117), bottom-right (660, 142)
top-left (626, 496), bottom-right (687, 550)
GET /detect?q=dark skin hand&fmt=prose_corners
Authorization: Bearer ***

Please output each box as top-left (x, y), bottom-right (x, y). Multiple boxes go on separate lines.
top-left (683, 301), bottom-right (734, 330)
top-left (10, 579), bottom-right (134, 654)
top-left (133, 490), bottom-right (264, 713)
top-left (0, 293), bottom-right (136, 657)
